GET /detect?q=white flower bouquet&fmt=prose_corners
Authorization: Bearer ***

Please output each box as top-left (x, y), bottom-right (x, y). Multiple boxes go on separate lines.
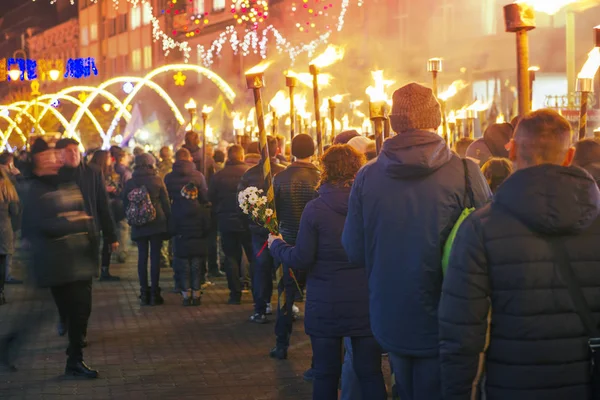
top-left (238, 186), bottom-right (278, 235)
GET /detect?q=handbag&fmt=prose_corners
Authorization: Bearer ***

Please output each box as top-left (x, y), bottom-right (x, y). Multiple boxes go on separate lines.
top-left (547, 236), bottom-right (600, 398)
top-left (442, 159), bottom-right (476, 275)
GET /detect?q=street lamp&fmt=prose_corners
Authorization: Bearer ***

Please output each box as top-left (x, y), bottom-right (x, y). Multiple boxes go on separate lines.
top-left (102, 103), bottom-right (112, 113)
top-left (8, 65), bottom-right (21, 82)
top-left (48, 68), bottom-right (60, 82)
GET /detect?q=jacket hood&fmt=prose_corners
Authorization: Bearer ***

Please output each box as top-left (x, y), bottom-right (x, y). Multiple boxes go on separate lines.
top-left (581, 162), bottom-right (600, 184)
top-left (172, 160), bottom-right (197, 176)
top-left (494, 164), bottom-right (600, 235)
top-left (318, 183), bottom-right (351, 216)
top-left (378, 130), bottom-right (453, 179)
top-left (132, 166), bottom-right (157, 178)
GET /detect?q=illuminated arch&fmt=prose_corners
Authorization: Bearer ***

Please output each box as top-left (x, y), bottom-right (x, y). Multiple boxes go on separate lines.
top-left (1, 106), bottom-right (42, 134)
top-left (0, 115), bottom-right (26, 145)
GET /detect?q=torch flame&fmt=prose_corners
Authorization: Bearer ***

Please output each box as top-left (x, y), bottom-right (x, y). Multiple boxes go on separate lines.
top-left (232, 112), bottom-right (245, 129)
top-left (269, 90), bottom-right (290, 115)
top-left (365, 70), bottom-right (395, 103)
top-left (245, 60), bottom-right (273, 75)
top-left (330, 94), bottom-right (347, 103)
top-left (350, 100), bottom-right (363, 108)
top-left (467, 99), bottom-right (492, 112)
top-left (320, 99), bottom-right (329, 113)
top-left (578, 47), bottom-right (600, 79)
top-left (184, 98), bottom-right (197, 110)
top-left (496, 114), bottom-right (506, 124)
top-left (517, 0), bottom-right (579, 15)
top-left (288, 70), bottom-right (332, 88)
top-left (438, 80), bottom-right (469, 101)
top-left (295, 95), bottom-right (310, 119)
top-left (309, 45), bottom-right (345, 69)
top-left (202, 105), bottom-right (213, 114)
top-left (247, 108), bottom-right (256, 124)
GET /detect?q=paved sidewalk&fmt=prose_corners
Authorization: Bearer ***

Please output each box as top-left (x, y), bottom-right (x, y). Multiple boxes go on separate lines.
top-left (0, 257), bottom-right (314, 400)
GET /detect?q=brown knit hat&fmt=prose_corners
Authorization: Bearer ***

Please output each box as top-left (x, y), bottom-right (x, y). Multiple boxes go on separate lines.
top-left (291, 134), bottom-right (315, 159)
top-left (389, 83), bottom-right (442, 133)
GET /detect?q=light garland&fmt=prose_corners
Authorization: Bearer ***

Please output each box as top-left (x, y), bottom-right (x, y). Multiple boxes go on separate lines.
top-left (231, 0), bottom-right (269, 29)
top-left (290, 0), bottom-right (338, 34)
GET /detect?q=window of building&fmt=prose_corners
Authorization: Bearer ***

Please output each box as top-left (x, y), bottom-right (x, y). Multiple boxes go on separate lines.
top-left (81, 27), bottom-right (89, 46)
top-left (194, 0), bottom-right (205, 14)
top-left (143, 2), bottom-right (153, 25)
top-left (90, 23), bottom-right (98, 41)
top-left (481, 0), bottom-right (497, 35)
top-left (107, 18), bottom-right (117, 37)
top-left (213, 0), bottom-right (225, 12)
top-left (117, 13), bottom-right (129, 34)
top-left (111, 57), bottom-right (118, 74)
top-left (131, 5), bottom-right (141, 30)
top-left (143, 45), bottom-right (152, 69)
top-left (131, 49), bottom-right (142, 71)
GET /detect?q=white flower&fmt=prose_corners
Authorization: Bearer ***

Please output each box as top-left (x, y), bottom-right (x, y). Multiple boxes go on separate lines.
top-left (265, 208), bottom-right (273, 217)
top-left (252, 210), bottom-right (259, 218)
top-left (257, 196), bottom-right (267, 206)
top-left (248, 194), bottom-right (259, 204)
top-left (241, 205), bottom-right (249, 214)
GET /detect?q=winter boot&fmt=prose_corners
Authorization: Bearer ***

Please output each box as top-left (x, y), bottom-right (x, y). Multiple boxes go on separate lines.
top-left (0, 290), bottom-right (5, 306)
top-left (150, 287), bottom-right (164, 306)
top-left (139, 287), bottom-right (150, 306)
top-left (99, 266), bottom-right (120, 282)
top-left (192, 290), bottom-right (201, 306)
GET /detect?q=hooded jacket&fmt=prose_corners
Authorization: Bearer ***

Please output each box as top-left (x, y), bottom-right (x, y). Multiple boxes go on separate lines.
top-left (439, 165), bottom-right (600, 400)
top-left (209, 160), bottom-right (250, 233)
top-left (342, 130), bottom-right (492, 357)
top-left (182, 144), bottom-right (216, 183)
top-left (164, 160), bottom-right (208, 203)
top-left (270, 184), bottom-right (372, 337)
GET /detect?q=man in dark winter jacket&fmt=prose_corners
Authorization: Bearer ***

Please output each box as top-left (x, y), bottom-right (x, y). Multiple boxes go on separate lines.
top-left (165, 148), bottom-right (208, 204)
top-left (182, 131), bottom-right (215, 182)
top-left (573, 138), bottom-right (600, 184)
top-left (342, 82), bottom-right (491, 400)
top-left (238, 136), bottom-right (286, 324)
top-left (465, 122), bottom-right (513, 166)
top-left (439, 109), bottom-right (600, 400)
top-left (270, 134), bottom-right (320, 359)
top-left (209, 145), bottom-right (253, 304)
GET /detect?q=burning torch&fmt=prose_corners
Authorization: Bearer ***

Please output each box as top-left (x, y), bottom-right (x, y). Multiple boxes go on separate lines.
top-left (438, 80), bottom-right (468, 144)
top-left (184, 98), bottom-right (197, 132)
top-left (427, 58), bottom-right (443, 98)
top-left (232, 112), bottom-right (245, 144)
top-left (366, 71), bottom-right (394, 155)
top-left (328, 94), bottom-right (345, 139)
top-left (504, 2), bottom-right (536, 116)
top-left (269, 90), bottom-right (288, 137)
top-left (285, 73), bottom-right (299, 142)
top-left (575, 27), bottom-right (600, 140)
top-left (201, 105), bottom-right (213, 176)
top-left (309, 45), bottom-right (345, 156)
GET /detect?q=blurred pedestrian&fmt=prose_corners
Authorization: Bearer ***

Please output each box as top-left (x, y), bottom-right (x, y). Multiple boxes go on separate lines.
top-left (123, 153), bottom-right (171, 306)
top-left (182, 131), bottom-right (215, 182)
top-left (244, 142), bottom-right (261, 166)
top-left (466, 123), bottom-right (513, 166)
top-left (157, 146), bottom-right (174, 180)
top-left (0, 152), bottom-right (22, 285)
top-left (112, 148), bottom-right (132, 263)
top-left (213, 150), bottom-right (225, 173)
top-left (480, 157), bottom-right (513, 193)
top-left (573, 138), bottom-right (600, 184)
top-left (453, 137), bottom-right (474, 158)
top-left (0, 166), bottom-right (20, 304)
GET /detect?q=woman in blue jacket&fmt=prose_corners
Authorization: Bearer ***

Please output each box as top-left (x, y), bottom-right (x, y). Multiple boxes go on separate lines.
top-left (268, 145), bottom-right (386, 400)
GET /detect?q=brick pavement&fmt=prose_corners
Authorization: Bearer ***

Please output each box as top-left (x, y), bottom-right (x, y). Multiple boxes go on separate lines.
top-left (0, 254), bottom-right (315, 400)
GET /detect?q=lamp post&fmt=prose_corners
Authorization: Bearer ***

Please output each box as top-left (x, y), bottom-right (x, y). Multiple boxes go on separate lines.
top-left (576, 77), bottom-right (593, 140)
top-left (427, 58), bottom-right (443, 98)
top-left (201, 105), bottom-right (213, 176)
top-left (504, 2), bottom-right (536, 116)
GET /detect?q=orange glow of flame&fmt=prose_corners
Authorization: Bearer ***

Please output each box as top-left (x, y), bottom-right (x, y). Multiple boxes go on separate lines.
top-left (269, 90), bottom-right (289, 115)
top-left (330, 94), bottom-right (347, 103)
top-left (438, 80), bottom-right (468, 101)
top-left (202, 105), bottom-right (213, 114)
top-left (309, 45), bottom-right (345, 69)
top-left (467, 99), bottom-right (492, 112)
top-left (288, 70), bottom-right (332, 88)
top-left (365, 70), bottom-right (395, 103)
top-left (320, 99), bottom-right (329, 112)
top-left (578, 47), bottom-right (600, 79)
top-left (517, 0), bottom-right (579, 15)
top-left (496, 114), bottom-right (506, 124)
top-left (232, 112), bottom-right (245, 129)
top-left (245, 61), bottom-right (273, 75)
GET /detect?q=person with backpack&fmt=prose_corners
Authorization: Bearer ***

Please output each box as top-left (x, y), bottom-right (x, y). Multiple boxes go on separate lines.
top-left (439, 109), bottom-right (600, 400)
top-left (123, 153), bottom-right (171, 306)
top-left (342, 83), bottom-right (491, 400)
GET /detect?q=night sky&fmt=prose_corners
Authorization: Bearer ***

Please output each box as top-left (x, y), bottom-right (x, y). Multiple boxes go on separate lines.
top-left (0, 0), bottom-right (25, 19)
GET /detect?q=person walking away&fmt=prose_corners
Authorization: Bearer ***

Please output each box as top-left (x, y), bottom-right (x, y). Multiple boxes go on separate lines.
top-left (238, 136), bottom-right (286, 323)
top-left (88, 150), bottom-right (121, 281)
top-left (207, 149), bottom-right (226, 278)
top-left (439, 109), bottom-right (600, 400)
top-left (171, 183), bottom-right (211, 306)
top-left (213, 150), bottom-right (225, 173)
top-left (480, 157), bottom-right (513, 194)
top-left (208, 145), bottom-right (253, 304)
top-left (270, 133), bottom-right (320, 359)
top-left (123, 153), bottom-right (171, 306)
top-left (112, 148), bottom-right (132, 263)
top-left (465, 123), bottom-right (513, 166)
top-left (268, 145), bottom-right (386, 399)
top-left (20, 138), bottom-right (99, 378)
top-left (342, 82), bottom-right (491, 400)
top-left (157, 146), bottom-right (174, 179)
top-left (0, 167), bottom-right (19, 305)
top-left (453, 137), bottom-right (474, 158)
top-left (572, 138), bottom-right (600, 184)
top-left (0, 152), bottom-right (22, 285)
top-left (182, 131), bottom-right (215, 182)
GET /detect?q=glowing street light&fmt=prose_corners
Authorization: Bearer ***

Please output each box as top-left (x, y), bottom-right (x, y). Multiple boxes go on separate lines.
top-left (49, 68), bottom-right (60, 82)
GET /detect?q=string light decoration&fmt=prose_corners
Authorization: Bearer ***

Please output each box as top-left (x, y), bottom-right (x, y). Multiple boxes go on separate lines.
top-left (161, 0), bottom-right (211, 38)
top-left (173, 71), bottom-right (187, 86)
top-left (290, 0), bottom-right (337, 34)
top-left (231, 0), bottom-right (269, 30)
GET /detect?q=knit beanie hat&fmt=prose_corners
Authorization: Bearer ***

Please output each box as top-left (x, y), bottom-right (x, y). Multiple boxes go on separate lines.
top-left (334, 130), bottom-right (360, 145)
top-left (30, 138), bottom-right (50, 156)
top-left (135, 153), bottom-right (156, 168)
top-left (181, 183), bottom-right (199, 200)
top-left (389, 83), bottom-right (442, 133)
top-left (291, 134), bottom-right (315, 159)
top-left (348, 136), bottom-right (373, 154)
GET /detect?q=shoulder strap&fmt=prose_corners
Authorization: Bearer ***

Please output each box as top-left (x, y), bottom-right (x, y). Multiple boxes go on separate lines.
top-left (548, 236), bottom-right (600, 338)
top-left (462, 158), bottom-right (475, 209)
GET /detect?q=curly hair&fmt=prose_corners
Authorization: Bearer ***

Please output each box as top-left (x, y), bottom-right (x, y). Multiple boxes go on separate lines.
top-left (319, 144), bottom-right (365, 188)
top-left (481, 157), bottom-right (513, 193)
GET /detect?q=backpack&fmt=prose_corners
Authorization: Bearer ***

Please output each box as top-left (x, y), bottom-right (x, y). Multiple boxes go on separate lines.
top-left (126, 185), bottom-right (156, 226)
top-left (442, 159), bottom-right (475, 275)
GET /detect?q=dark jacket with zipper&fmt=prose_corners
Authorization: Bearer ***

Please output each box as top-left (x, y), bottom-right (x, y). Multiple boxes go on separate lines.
top-left (164, 160), bottom-right (208, 203)
top-left (171, 197), bottom-right (211, 258)
top-left (209, 160), bottom-right (249, 233)
top-left (273, 161), bottom-right (320, 245)
top-left (342, 130), bottom-right (492, 357)
top-left (270, 184), bottom-right (372, 338)
top-left (238, 158), bottom-right (286, 238)
top-left (123, 166), bottom-right (171, 241)
top-left (439, 165), bottom-right (600, 400)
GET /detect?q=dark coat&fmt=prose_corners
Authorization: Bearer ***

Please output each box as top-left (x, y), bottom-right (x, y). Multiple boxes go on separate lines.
top-left (270, 184), bottom-right (371, 338)
top-left (59, 163), bottom-right (117, 244)
top-left (182, 144), bottom-right (216, 184)
top-left (171, 198), bottom-right (211, 258)
top-left (273, 161), bottom-right (320, 244)
top-left (21, 176), bottom-right (98, 287)
top-left (238, 158), bottom-right (286, 238)
top-left (0, 177), bottom-right (19, 255)
top-left (439, 165), bottom-right (600, 400)
top-left (342, 130), bottom-right (492, 357)
top-left (123, 167), bottom-right (171, 241)
top-left (164, 160), bottom-right (208, 203)
top-left (209, 160), bottom-right (249, 233)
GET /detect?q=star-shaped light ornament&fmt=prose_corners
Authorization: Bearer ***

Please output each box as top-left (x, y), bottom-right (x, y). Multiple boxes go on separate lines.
top-left (173, 71), bottom-right (187, 86)
top-left (78, 92), bottom-right (88, 102)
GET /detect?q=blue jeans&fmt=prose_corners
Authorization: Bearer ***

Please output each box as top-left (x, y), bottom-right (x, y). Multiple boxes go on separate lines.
top-left (310, 335), bottom-right (386, 400)
top-left (136, 235), bottom-right (163, 291)
top-left (389, 353), bottom-right (441, 400)
top-left (251, 233), bottom-right (274, 314)
top-left (173, 256), bottom-right (204, 291)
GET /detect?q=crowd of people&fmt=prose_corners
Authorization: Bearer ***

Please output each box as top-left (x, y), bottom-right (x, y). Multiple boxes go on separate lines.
top-left (0, 81), bottom-right (599, 400)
